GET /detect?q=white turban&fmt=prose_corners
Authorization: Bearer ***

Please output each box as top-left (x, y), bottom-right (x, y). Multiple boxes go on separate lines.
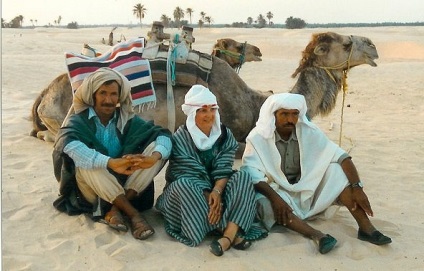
top-left (181, 85), bottom-right (221, 150)
top-left (255, 93), bottom-right (310, 139)
top-left (63, 67), bottom-right (134, 133)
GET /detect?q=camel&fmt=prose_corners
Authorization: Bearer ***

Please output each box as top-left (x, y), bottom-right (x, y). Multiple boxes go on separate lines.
top-left (211, 38), bottom-right (262, 71)
top-left (146, 21), bottom-right (261, 70)
top-left (30, 32), bottom-right (378, 155)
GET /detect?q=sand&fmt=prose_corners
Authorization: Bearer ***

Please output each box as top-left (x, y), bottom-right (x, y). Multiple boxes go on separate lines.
top-left (2, 25), bottom-right (424, 270)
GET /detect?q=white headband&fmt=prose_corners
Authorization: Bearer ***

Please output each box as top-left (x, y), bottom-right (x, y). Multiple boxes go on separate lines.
top-left (182, 85), bottom-right (221, 150)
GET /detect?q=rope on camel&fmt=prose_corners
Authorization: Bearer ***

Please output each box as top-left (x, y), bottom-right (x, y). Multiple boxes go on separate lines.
top-left (339, 70), bottom-right (355, 154)
top-left (213, 41), bottom-right (247, 73)
top-left (318, 41), bottom-right (354, 149)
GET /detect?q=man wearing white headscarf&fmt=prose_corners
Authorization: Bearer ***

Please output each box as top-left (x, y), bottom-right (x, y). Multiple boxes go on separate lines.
top-left (156, 85), bottom-right (266, 256)
top-left (53, 68), bottom-right (172, 240)
top-left (241, 93), bottom-right (391, 254)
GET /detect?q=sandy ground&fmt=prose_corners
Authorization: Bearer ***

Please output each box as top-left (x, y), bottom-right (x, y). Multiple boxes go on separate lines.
top-left (2, 25), bottom-right (424, 270)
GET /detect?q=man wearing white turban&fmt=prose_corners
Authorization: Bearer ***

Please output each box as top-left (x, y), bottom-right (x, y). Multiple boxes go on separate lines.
top-left (241, 93), bottom-right (391, 254)
top-left (53, 68), bottom-right (172, 240)
top-left (156, 85), bottom-right (266, 256)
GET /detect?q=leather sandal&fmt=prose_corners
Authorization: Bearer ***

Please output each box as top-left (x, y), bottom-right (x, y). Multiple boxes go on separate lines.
top-left (103, 210), bottom-right (128, 232)
top-left (209, 236), bottom-right (232, 257)
top-left (131, 214), bottom-right (155, 240)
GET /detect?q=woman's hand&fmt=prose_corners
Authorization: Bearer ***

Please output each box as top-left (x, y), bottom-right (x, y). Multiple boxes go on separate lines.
top-left (208, 190), bottom-right (223, 225)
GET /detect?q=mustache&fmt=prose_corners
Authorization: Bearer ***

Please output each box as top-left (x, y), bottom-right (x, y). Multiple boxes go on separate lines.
top-left (101, 103), bottom-right (115, 107)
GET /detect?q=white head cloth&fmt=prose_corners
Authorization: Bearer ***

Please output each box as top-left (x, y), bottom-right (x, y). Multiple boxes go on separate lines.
top-left (255, 93), bottom-right (310, 139)
top-left (63, 67), bottom-right (134, 133)
top-left (181, 85), bottom-right (221, 150)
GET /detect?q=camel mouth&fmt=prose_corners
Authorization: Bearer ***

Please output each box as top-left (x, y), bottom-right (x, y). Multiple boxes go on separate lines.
top-left (252, 56), bottom-right (262, 62)
top-left (366, 57), bottom-right (378, 67)
top-left (365, 52), bottom-right (379, 67)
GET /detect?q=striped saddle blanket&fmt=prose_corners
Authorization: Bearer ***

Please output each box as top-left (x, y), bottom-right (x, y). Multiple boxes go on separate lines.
top-left (65, 38), bottom-right (156, 109)
top-left (149, 45), bottom-right (213, 87)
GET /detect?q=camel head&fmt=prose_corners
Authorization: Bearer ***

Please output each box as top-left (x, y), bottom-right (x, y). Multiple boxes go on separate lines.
top-left (292, 32), bottom-right (378, 78)
top-left (212, 38), bottom-right (262, 69)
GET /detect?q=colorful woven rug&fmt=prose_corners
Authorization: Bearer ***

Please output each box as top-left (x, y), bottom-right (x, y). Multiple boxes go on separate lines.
top-left (65, 38), bottom-right (156, 109)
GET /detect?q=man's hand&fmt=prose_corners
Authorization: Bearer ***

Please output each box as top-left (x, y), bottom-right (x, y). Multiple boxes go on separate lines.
top-left (108, 152), bottom-right (161, 175)
top-left (107, 157), bottom-right (137, 175)
top-left (123, 152), bottom-right (162, 170)
top-left (351, 188), bottom-right (374, 217)
top-left (270, 196), bottom-right (294, 226)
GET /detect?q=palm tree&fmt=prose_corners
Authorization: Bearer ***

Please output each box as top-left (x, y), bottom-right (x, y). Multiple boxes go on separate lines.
top-left (205, 16), bottom-right (213, 27)
top-left (266, 11), bottom-right (273, 25)
top-left (133, 3), bottom-right (147, 27)
top-left (30, 19), bottom-right (34, 26)
top-left (18, 15), bottom-right (24, 27)
top-left (198, 19), bottom-right (204, 29)
top-left (57, 15), bottom-right (62, 26)
top-left (160, 14), bottom-right (171, 28)
top-left (173, 6), bottom-right (184, 28)
top-left (35, 19), bottom-right (38, 26)
top-left (247, 17), bottom-right (253, 25)
top-left (186, 8), bottom-right (194, 24)
top-left (257, 14), bottom-right (266, 28)
top-left (200, 11), bottom-right (206, 22)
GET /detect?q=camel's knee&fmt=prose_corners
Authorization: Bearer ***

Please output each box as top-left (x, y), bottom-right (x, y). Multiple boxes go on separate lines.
top-left (36, 130), bottom-right (55, 142)
top-left (29, 129), bottom-right (38, 138)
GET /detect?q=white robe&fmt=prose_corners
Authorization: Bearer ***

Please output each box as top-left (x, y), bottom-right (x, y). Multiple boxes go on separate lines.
top-left (240, 93), bottom-right (349, 225)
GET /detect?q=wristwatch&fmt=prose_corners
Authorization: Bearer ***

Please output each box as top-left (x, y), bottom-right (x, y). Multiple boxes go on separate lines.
top-left (351, 181), bottom-right (363, 188)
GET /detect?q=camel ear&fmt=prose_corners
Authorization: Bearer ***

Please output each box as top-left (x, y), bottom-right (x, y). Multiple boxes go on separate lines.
top-left (217, 39), bottom-right (228, 49)
top-left (313, 44), bottom-right (329, 55)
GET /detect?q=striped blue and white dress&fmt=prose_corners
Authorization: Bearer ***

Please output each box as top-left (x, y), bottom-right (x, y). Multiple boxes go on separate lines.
top-left (156, 125), bottom-right (265, 247)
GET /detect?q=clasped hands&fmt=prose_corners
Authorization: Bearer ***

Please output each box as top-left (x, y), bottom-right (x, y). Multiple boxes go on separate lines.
top-left (108, 152), bottom-right (162, 175)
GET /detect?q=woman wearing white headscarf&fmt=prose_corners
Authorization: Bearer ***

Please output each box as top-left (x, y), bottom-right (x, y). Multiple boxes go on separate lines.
top-left (156, 85), bottom-right (266, 256)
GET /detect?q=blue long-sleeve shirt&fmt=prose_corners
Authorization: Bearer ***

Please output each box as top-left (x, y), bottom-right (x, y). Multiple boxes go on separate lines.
top-left (64, 107), bottom-right (172, 169)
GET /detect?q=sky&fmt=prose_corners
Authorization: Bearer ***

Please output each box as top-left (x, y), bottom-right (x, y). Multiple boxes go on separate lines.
top-left (2, 0), bottom-right (424, 26)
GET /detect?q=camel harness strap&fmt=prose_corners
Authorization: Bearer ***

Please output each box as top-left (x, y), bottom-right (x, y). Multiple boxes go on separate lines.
top-left (317, 39), bottom-right (354, 147)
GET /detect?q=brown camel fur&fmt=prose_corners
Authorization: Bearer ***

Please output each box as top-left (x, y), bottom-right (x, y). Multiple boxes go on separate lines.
top-left (30, 32), bottom-right (378, 156)
top-left (290, 32), bottom-right (378, 118)
top-left (211, 38), bottom-right (262, 70)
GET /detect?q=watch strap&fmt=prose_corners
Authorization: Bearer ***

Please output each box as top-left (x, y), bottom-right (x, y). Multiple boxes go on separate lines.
top-left (351, 181), bottom-right (363, 188)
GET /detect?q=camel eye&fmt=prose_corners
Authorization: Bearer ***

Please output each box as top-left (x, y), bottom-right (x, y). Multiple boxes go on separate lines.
top-left (363, 38), bottom-right (375, 48)
top-left (343, 41), bottom-right (353, 50)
